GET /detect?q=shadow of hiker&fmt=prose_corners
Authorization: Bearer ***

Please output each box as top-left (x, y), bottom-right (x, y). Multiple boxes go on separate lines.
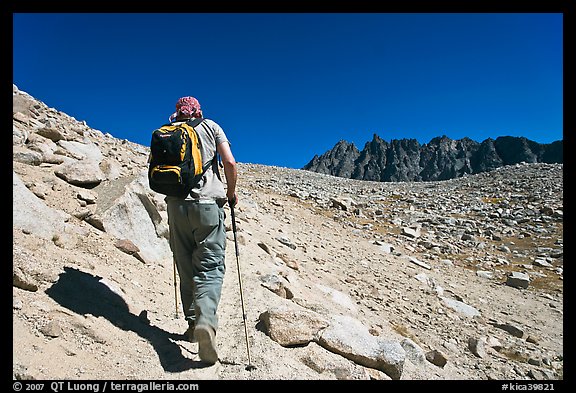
top-left (45, 266), bottom-right (209, 373)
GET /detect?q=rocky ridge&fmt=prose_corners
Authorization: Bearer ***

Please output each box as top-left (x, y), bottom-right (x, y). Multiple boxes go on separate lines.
top-left (303, 133), bottom-right (563, 182)
top-left (13, 84), bottom-right (563, 381)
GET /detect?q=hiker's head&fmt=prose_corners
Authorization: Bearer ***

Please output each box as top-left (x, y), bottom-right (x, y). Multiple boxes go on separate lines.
top-left (170, 96), bottom-right (203, 122)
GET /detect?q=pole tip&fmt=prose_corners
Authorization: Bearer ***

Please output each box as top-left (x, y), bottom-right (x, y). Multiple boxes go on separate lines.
top-left (246, 364), bottom-right (256, 371)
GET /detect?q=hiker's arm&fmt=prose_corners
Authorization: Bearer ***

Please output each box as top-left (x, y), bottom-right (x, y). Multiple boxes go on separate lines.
top-left (217, 141), bottom-right (237, 205)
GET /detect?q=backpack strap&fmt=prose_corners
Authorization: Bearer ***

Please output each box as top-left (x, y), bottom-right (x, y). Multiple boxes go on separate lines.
top-left (186, 117), bottom-right (204, 128)
top-left (185, 118), bottom-right (218, 174)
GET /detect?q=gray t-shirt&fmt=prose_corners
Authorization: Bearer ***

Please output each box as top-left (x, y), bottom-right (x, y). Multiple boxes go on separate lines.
top-left (164, 118), bottom-right (229, 204)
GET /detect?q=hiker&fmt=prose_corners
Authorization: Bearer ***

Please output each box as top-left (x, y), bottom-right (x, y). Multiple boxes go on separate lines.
top-left (164, 96), bottom-right (238, 365)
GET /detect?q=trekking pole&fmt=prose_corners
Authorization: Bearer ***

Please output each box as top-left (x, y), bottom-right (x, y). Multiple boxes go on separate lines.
top-left (173, 257), bottom-right (179, 318)
top-left (230, 204), bottom-right (256, 371)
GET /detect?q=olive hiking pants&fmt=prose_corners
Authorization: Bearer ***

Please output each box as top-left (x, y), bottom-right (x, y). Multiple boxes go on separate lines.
top-left (167, 199), bottom-right (226, 332)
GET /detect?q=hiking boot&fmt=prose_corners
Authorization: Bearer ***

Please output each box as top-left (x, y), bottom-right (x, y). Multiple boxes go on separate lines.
top-left (194, 324), bottom-right (218, 365)
top-left (185, 323), bottom-right (197, 343)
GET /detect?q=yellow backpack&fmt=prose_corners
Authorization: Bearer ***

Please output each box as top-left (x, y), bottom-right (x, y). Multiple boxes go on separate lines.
top-left (148, 118), bottom-right (211, 197)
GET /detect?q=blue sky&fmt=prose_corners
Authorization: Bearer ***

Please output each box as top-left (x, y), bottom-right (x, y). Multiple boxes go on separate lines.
top-left (13, 13), bottom-right (563, 169)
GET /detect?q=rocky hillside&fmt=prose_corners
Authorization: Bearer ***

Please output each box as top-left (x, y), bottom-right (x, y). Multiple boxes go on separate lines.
top-left (303, 134), bottom-right (563, 182)
top-left (13, 84), bottom-right (563, 382)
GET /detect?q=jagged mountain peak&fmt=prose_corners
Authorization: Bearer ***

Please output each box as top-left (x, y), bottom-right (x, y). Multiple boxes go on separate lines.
top-left (304, 133), bottom-right (562, 182)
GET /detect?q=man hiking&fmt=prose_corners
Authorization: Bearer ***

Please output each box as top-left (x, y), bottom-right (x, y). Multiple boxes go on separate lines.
top-left (163, 96), bottom-right (238, 365)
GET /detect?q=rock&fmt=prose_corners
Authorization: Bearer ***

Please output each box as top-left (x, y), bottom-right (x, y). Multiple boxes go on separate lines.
top-left (259, 303), bottom-right (329, 346)
top-left (468, 337), bottom-right (487, 358)
top-left (441, 297), bottom-right (481, 318)
top-left (506, 272), bottom-right (530, 289)
top-left (317, 315), bottom-right (406, 380)
top-left (425, 349), bottom-right (448, 368)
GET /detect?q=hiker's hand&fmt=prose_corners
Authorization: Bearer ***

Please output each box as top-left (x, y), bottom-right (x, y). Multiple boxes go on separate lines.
top-left (228, 193), bottom-right (238, 208)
